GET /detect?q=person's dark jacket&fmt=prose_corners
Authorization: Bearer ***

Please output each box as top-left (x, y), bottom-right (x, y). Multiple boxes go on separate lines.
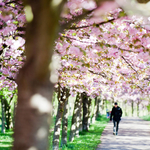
top-left (110, 106), bottom-right (122, 121)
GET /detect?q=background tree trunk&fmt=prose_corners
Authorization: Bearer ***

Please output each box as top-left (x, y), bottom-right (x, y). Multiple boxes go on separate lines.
top-left (13, 102), bottom-right (16, 129)
top-left (96, 98), bottom-right (101, 119)
top-left (75, 93), bottom-right (82, 137)
top-left (137, 101), bottom-right (139, 117)
top-left (13, 1), bottom-right (65, 150)
top-left (5, 101), bottom-right (11, 130)
top-left (87, 98), bottom-right (92, 128)
top-left (82, 92), bottom-right (89, 131)
top-left (1, 99), bottom-right (5, 134)
top-left (53, 87), bottom-right (69, 150)
top-left (132, 101), bottom-right (134, 116)
top-left (5, 95), bottom-right (14, 130)
top-left (101, 99), bottom-right (105, 114)
top-left (92, 97), bottom-right (97, 123)
top-left (69, 93), bottom-right (80, 142)
top-left (125, 101), bottom-right (128, 116)
top-left (61, 89), bottom-right (70, 147)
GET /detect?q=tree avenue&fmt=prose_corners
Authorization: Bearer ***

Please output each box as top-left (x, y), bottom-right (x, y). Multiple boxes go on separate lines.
top-left (0, 0), bottom-right (150, 149)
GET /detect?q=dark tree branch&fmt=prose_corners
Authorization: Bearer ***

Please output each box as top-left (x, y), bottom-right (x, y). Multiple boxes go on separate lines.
top-left (68, 18), bottom-right (115, 30)
top-left (0, 75), bottom-right (16, 81)
top-left (129, 81), bottom-right (144, 92)
top-left (8, 92), bottom-right (16, 105)
top-left (7, 77), bottom-right (16, 81)
top-left (121, 56), bottom-right (139, 77)
top-left (17, 27), bottom-right (26, 32)
top-left (62, 35), bottom-right (140, 53)
top-left (137, 0), bottom-right (150, 3)
top-left (60, 8), bottom-right (96, 31)
top-left (88, 70), bottom-right (107, 78)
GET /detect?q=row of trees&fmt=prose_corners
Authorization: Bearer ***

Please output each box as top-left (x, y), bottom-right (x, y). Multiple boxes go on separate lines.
top-left (51, 86), bottom-right (149, 150)
top-left (1, 0), bottom-right (150, 149)
top-left (0, 89), bottom-right (17, 133)
top-left (52, 89), bottom-right (101, 150)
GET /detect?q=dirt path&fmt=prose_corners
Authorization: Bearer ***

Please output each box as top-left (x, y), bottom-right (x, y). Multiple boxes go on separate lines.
top-left (96, 117), bottom-right (150, 150)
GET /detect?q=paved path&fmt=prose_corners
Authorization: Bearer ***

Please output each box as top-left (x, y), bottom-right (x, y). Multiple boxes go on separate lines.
top-left (96, 117), bottom-right (150, 150)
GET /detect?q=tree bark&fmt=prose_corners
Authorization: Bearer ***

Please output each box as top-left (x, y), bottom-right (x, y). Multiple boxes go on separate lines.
top-left (79, 100), bottom-right (83, 132)
top-left (5, 95), bottom-right (14, 130)
top-left (132, 101), bottom-right (134, 116)
top-left (92, 97), bottom-right (97, 123)
top-left (137, 101), bottom-right (139, 117)
top-left (101, 99), bottom-right (105, 114)
top-left (53, 87), bottom-right (69, 150)
top-left (87, 98), bottom-right (92, 128)
top-left (82, 92), bottom-right (89, 131)
top-left (13, 102), bottom-right (16, 129)
top-left (125, 101), bottom-right (127, 116)
top-left (1, 99), bottom-right (5, 134)
top-left (75, 93), bottom-right (82, 137)
top-left (61, 90), bottom-right (70, 147)
top-left (5, 100), bottom-right (11, 130)
top-left (69, 93), bottom-right (80, 142)
top-left (13, 1), bottom-right (65, 150)
top-left (96, 98), bottom-right (101, 119)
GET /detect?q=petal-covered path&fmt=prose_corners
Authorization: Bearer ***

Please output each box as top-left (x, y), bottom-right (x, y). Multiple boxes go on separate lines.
top-left (96, 117), bottom-right (150, 150)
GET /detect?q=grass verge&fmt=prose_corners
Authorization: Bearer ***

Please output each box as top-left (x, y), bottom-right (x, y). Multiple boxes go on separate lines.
top-left (62, 115), bottom-right (109, 150)
top-left (0, 130), bottom-right (13, 150)
top-left (140, 115), bottom-right (150, 121)
top-left (0, 115), bottom-right (109, 150)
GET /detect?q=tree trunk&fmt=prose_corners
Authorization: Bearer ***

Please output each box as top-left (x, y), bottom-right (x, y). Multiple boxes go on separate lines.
top-left (13, 102), bottom-right (16, 129)
top-left (5, 95), bottom-right (14, 130)
top-left (1, 99), bottom-right (5, 134)
top-left (82, 92), bottom-right (89, 131)
top-left (92, 97), bottom-right (97, 123)
top-left (61, 98), bottom-right (69, 147)
top-left (53, 87), bottom-right (69, 150)
top-left (87, 98), bottom-right (92, 128)
top-left (5, 104), bottom-right (11, 130)
top-left (137, 101), bottom-right (139, 117)
top-left (69, 93), bottom-right (80, 142)
top-left (132, 101), bottom-right (134, 116)
top-left (75, 93), bottom-right (82, 137)
top-left (13, 1), bottom-right (65, 150)
top-left (101, 99), bottom-right (105, 114)
top-left (53, 101), bottom-right (64, 150)
top-left (125, 101), bottom-right (127, 116)
top-left (96, 98), bottom-right (101, 119)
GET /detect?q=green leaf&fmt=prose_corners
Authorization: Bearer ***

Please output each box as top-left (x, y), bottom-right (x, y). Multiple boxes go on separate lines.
top-left (13, 21), bottom-right (18, 24)
top-left (72, 32), bottom-right (76, 36)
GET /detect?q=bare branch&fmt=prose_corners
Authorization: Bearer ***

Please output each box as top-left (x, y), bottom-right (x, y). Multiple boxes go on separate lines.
top-left (62, 35), bottom-right (140, 53)
top-left (121, 56), bottom-right (139, 78)
top-left (60, 8), bottom-right (96, 31)
top-left (88, 70), bottom-right (107, 78)
top-left (68, 18), bottom-right (115, 30)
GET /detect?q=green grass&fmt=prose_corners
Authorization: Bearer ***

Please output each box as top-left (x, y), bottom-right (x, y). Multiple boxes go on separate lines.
top-left (62, 115), bottom-right (109, 150)
top-left (0, 130), bottom-right (13, 150)
top-left (0, 115), bottom-right (108, 150)
top-left (140, 115), bottom-right (150, 121)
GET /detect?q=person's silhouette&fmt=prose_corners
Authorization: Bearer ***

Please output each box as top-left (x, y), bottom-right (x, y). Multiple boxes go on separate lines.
top-left (110, 102), bottom-right (122, 135)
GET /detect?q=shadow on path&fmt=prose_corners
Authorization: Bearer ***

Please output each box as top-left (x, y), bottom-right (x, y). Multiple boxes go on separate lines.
top-left (96, 117), bottom-right (150, 150)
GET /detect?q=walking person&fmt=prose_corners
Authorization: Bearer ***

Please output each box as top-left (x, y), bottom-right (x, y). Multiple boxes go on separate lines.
top-left (110, 102), bottom-right (122, 135)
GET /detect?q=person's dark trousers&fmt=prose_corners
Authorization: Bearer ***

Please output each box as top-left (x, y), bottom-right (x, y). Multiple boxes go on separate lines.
top-left (113, 120), bottom-right (120, 134)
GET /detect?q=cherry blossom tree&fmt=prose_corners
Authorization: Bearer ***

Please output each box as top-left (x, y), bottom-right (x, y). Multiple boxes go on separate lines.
top-left (1, 0), bottom-right (150, 149)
